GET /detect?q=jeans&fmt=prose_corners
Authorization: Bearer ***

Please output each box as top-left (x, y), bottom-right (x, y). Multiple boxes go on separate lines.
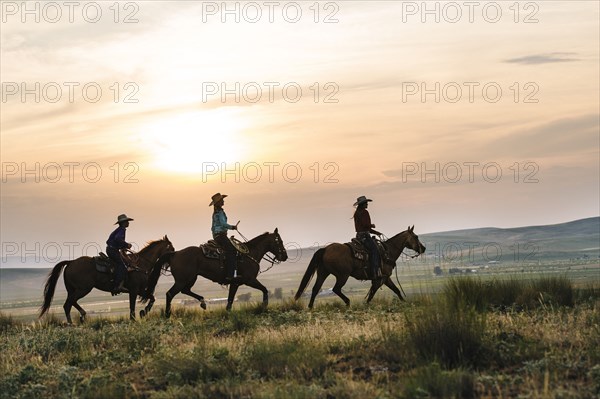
top-left (357, 232), bottom-right (380, 278)
top-left (214, 233), bottom-right (237, 278)
top-left (107, 247), bottom-right (127, 288)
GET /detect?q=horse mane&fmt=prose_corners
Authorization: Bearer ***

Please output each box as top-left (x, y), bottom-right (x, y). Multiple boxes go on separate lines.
top-left (384, 230), bottom-right (408, 242)
top-left (140, 236), bottom-right (168, 253)
top-left (246, 232), bottom-right (270, 245)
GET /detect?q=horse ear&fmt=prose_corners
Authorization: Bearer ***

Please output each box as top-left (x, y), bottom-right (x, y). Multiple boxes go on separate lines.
top-left (274, 227), bottom-right (278, 234)
top-left (410, 225), bottom-right (414, 232)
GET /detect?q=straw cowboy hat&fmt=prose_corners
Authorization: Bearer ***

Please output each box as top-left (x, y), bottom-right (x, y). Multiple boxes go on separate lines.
top-left (209, 193), bottom-right (228, 206)
top-left (115, 214), bottom-right (134, 224)
top-left (353, 196), bottom-right (373, 206)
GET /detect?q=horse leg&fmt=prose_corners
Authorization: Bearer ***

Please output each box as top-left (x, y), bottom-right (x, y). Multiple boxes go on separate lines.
top-left (140, 294), bottom-right (155, 318)
top-left (72, 301), bottom-right (88, 324)
top-left (226, 283), bottom-right (240, 311)
top-left (308, 269), bottom-right (329, 309)
top-left (383, 277), bottom-right (405, 301)
top-left (244, 278), bottom-right (269, 308)
top-left (64, 288), bottom-right (91, 324)
top-left (165, 283), bottom-right (183, 318)
top-left (332, 275), bottom-right (351, 307)
top-left (63, 297), bottom-right (74, 325)
top-left (181, 287), bottom-right (207, 310)
top-left (129, 292), bottom-right (137, 321)
top-left (366, 280), bottom-right (379, 303)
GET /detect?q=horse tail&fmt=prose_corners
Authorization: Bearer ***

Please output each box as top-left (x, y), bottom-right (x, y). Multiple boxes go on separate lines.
top-left (294, 248), bottom-right (325, 300)
top-left (141, 252), bottom-right (173, 303)
top-left (39, 260), bottom-right (70, 318)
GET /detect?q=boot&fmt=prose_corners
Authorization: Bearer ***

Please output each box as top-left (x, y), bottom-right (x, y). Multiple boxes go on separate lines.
top-left (112, 280), bottom-right (129, 295)
top-left (224, 264), bottom-right (234, 282)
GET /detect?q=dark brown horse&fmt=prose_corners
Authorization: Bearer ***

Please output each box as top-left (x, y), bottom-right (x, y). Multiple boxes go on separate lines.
top-left (294, 226), bottom-right (426, 308)
top-left (39, 236), bottom-right (174, 323)
top-left (143, 229), bottom-right (287, 315)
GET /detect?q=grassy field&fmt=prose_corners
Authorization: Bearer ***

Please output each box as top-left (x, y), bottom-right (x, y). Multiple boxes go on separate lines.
top-left (1, 275), bottom-right (599, 399)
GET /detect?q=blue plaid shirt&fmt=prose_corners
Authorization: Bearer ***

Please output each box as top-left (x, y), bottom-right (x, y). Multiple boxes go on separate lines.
top-left (212, 209), bottom-right (234, 236)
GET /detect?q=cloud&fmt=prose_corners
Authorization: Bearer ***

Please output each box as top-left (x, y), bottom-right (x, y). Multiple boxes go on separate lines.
top-left (504, 52), bottom-right (579, 65)
top-left (485, 114), bottom-right (599, 159)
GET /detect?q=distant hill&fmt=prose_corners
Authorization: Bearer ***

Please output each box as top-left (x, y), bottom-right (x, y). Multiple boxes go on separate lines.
top-left (0, 268), bottom-right (52, 303)
top-left (419, 217), bottom-right (600, 264)
top-left (1, 217), bottom-right (598, 307)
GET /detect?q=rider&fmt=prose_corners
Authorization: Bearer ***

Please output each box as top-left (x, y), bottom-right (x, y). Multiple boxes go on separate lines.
top-left (210, 193), bottom-right (239, 282)
top-left (353, 196), bottom-right (383, 280)
top-left (106, 214), bottom-right (133, 295)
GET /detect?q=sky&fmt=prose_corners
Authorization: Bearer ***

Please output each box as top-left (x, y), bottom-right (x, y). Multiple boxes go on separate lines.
top-left (1, 1), bottom-right (599, 266)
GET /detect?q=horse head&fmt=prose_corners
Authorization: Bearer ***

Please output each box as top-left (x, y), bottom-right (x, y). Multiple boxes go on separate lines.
top-left (268, 228), bottom-right (288, 262)
top-left (161, 235), bottom-right (175, 253)
top-left (404, 225), bottom-right (426, 255)
top-left (137, 235), bottom-right (175, 270)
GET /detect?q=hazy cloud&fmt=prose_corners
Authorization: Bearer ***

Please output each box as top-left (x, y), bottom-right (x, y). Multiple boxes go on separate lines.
top-left (505, 52), bottom-right (579, 65)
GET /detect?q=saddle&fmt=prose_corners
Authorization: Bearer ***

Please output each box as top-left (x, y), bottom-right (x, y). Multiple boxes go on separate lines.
top-left (94, 251), bottom-right (138, 274)
top-left (200, 236), bottom-right (249, 260)
top-left (94, 253), bottom-right (115, 274)
top-left (345, 237), bottom-right (393, 278)
top-left (201, 240), bottom-right (223, 260)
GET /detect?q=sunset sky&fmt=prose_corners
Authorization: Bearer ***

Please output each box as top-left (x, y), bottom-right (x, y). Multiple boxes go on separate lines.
top-left (1, 1), bottom-right (599, 265)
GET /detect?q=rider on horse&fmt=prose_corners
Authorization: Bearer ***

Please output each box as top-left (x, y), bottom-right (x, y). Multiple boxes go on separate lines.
top-left (107, 214), bottom-right (133, 295)
top-left (210, 193), bottom-right (239, 282)
top-left (353, 196), bottom-right (383, 280)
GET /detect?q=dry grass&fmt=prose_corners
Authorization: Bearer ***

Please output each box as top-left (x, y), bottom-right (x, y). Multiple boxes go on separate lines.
top-left (1, 278), bottom-right (598, 399)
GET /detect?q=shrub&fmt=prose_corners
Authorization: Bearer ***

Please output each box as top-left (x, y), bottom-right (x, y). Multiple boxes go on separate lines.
top-left (403, 362), bottom-right (475, 399)
top-left (245, 338), bottom-right (327, 380)
top-left (405, 300), bottom-right (487, 368)
top-left (531, 276), bottom-right (573, 307)
top-left (444, 276), bottom-right (575, 311)
top-left (0, 312), bottom-right (16, 333)
top-left (150, 344), bottom-right (240, 386)
top-left (444, 277), bottom-right (488, 312)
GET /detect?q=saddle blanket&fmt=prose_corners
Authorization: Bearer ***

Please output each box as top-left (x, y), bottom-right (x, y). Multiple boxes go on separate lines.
top-left (201, 240), bottom-right (223, 260)
top-left (94, 253), bottom-right (113, 273)
top-left (94, 253), bottom-right (136, 273)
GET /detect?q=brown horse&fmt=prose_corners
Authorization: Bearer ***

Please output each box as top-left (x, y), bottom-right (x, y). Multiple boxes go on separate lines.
top-left (143, 229), bottom-right (288, 315)
top-left (294, 226), bottom-right (426, 308)
top-left (39, 236), bottom-right (174, 323)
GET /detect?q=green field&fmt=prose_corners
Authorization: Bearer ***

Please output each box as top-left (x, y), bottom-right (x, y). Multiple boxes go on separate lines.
top-left (1, 275), bottom-right (599, 399)
top-left (1, 218), bottom-right (598, 398)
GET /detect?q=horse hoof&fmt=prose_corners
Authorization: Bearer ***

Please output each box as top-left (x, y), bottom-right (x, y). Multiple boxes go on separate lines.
top-left (200, 301), bottom-right (207, 310)
top-left (140, 309), bottom-right (146, 318)
top-left (79, 315), bottom-right (86, 323)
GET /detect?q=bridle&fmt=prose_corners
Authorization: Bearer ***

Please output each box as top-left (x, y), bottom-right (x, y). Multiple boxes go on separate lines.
top-left (236, 229), bottom-right (286, 273)
top-left (122, 240), bottom-right (173, 274)
top-left (381, 231), bottom-right (423, 298)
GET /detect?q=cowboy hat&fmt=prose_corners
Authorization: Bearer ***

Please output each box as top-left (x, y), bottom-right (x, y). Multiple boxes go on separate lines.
top-left (209, 192), bottom-right (228, 206)
top-left (115, 214), bottom-right (134, 224)
top-left (353, 195), bottom-right (372, 206)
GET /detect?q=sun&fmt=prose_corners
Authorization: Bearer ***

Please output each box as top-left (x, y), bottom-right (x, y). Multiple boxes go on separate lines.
top-left (139, 109), bottom-right (246, 174)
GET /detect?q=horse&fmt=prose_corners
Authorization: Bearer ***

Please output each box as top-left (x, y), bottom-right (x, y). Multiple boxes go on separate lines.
top-left (39, 236), bottom-right (174, 324)
top-left (142, 229), bottom-right (288, 315)
top-left (294, 226), bottom-right (426, 308)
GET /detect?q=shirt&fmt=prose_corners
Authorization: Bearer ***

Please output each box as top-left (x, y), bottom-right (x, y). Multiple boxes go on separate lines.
top-left (212, 209), bottom-right (234, 236)
top-left (107, 226), bottom-right (129, 249)
top-left (354, 208), bottom-right (373, 233)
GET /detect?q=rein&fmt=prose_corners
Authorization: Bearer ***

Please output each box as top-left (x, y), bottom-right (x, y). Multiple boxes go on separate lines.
top-left (381, 233), bottom-right (421, 299)
top-left (236, 229), bottom-right (282, 274)
top-left (123, 242), bottom-right (169, 275)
